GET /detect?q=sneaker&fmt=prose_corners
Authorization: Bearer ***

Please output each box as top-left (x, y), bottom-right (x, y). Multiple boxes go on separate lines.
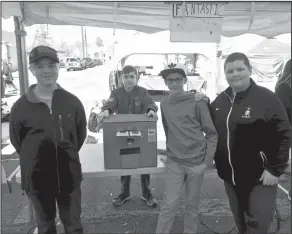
top-left (141, 193), bottom-right (158, 207)
top-left (112, 193), bottom-right (132, 206)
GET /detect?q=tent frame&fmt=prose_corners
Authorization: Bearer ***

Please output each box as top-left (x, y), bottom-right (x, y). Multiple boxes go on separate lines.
top-left (14, 16), bottom-right (29, 95)
top-left (6, 1), bottom-right (291, 95)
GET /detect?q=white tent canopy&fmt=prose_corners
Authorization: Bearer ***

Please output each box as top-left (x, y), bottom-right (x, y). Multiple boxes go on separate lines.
top-left (2, 1), bottom-right (291, 38)
top-left (1, 1), bottom-right (291, 96)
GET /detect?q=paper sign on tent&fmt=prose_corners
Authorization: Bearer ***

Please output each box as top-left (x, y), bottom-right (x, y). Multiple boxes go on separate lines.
top-left (170, 2), bottom-right (225, 43)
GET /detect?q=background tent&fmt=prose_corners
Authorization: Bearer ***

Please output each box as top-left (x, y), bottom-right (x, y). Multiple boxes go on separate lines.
top-left (216, 38), bottom-right (291, 94)
top-left (247, 38), bottom-right (291, 81)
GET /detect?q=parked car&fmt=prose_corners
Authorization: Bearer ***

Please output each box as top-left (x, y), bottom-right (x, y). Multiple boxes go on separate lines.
top-left (84, 58), bottom-right (95, 68)
top-left (77, 58), bottom-right (87, 70)
top-left (65, 57), bottom-right (83, 71)
top-left (93, 58), bottom-right (103, 66)
top-left (59, 59), bottom-right (65, 68)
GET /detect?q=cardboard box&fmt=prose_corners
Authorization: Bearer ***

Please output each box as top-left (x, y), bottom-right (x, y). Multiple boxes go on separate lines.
top-left (103, 114), bottom-right (157, 169)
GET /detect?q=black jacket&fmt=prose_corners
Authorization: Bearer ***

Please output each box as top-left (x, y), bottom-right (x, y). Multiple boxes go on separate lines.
top-left (101, 86), bottom-right (158, 114)
top-left (210, 79), bottom-right (291, 187)
top-left (9, 84), bottom-right (87, 193)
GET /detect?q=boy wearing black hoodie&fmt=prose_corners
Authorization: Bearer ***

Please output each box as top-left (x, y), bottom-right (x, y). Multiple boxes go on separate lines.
top-left (156, 63), bottom-right (218, 234)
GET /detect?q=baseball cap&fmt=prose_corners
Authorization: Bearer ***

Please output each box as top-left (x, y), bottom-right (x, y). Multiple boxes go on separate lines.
top-left (159, 62), bottom-right (187, 79)
top-left (29, 45), bottom-right (59, 64)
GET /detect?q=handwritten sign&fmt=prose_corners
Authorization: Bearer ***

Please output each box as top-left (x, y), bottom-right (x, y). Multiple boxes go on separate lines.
top-left (172, 3), bottom-right (225, 18)
top-left (170, 2), bottom-right (225, 43)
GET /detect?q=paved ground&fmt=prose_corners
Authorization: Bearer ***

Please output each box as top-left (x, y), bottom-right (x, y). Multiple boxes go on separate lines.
top-left (1, 171), bottom-right (291, 234)
top-left (1, 65), bottom-right (290, 234)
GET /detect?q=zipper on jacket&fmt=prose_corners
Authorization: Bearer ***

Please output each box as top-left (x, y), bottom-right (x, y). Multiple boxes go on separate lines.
top-left (224, 92), bottom-right (236, 186)
top-left (50, 108), bottom-right (61, 193)
top-left (260, 151), bottom-right (268, 165)
top-left (58, 115), bottom-right (64, 141)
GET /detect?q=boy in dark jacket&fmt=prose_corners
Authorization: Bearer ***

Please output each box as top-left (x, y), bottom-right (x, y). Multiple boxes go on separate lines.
top-left (96, 65), bottom-right (159, 207)
top-left (210, 53), bottom-right (291, 234)
top-left (9, 46), bottom-right (87, 234)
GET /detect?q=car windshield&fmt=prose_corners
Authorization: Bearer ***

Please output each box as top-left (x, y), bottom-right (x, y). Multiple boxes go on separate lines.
top-left (70, 58), bottom-right (77, 62)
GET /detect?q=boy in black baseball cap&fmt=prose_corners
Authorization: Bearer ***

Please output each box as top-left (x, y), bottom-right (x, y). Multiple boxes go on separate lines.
top-left (10, 45), bottom-right (87, 234)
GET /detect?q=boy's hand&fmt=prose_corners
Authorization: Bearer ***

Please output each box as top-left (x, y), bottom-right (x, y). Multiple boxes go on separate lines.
top-left (260, 170), bottom-right (279, 186)
top-left (194, 92), bottom-right (209, 102)
top-left (100, 110), bottom-right (110, 118)
top-left (147, 110), bottom-right (158, 121)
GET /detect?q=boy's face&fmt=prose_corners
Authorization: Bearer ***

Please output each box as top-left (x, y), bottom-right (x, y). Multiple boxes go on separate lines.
top-left (122, 71), bottom-right (137, 90)
top-left (164, 72), bottom-right (187, 94)
top-left (29, 57), bottom-right (59, 87)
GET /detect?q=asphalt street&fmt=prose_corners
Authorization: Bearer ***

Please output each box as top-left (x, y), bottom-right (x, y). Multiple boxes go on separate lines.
top-left (1, 65), bottom-right (291, 234)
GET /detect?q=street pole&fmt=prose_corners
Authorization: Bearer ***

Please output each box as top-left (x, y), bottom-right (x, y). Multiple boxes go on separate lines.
top-left (84, 28), bottom-right (88, 57)
top-left (81, 26), bottom-right (85, 58)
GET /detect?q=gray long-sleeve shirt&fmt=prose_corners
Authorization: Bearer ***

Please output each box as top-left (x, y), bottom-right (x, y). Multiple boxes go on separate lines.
top-left (161, 92), bottom-right (218, 167)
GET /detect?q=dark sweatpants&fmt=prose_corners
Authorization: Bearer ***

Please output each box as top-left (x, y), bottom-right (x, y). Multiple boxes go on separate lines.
top-left (26, 185), bottom-right (83, 234)
top-left (224, 182), bottom-right (277, 234)
top-left (121, 174), bottom-right (151, 197)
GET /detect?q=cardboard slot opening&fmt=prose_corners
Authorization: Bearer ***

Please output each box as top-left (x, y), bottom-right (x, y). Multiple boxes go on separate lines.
top-left (120, 147), bottom-right (141, 155)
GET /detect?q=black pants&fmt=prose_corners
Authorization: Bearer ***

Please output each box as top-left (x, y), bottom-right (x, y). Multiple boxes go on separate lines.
top-left (121, 174), bottom-right (151, 197)
top-left (26, 185), bottom-right (83, 234)
top-left (224, 182), bottom-right (277, 234)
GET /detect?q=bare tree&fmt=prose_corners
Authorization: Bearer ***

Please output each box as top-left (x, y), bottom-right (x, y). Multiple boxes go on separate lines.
top-left (96, 36), bottom-right (104, 48)
top-left (31, 25), bottom-right (54, 48)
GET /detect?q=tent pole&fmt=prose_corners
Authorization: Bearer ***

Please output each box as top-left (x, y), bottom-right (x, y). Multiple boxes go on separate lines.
top-left (20, 18), bottom-right (29, 92)
top-left (14, 16), bottom-right (27, 96)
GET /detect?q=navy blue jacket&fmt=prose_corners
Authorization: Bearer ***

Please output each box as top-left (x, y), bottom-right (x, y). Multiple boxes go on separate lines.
top-left (9, 84), bottom-right (87, 193)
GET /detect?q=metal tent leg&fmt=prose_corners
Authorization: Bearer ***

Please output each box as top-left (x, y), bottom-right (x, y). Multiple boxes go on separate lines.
top-left (14, 16), bottom-right (29, 96)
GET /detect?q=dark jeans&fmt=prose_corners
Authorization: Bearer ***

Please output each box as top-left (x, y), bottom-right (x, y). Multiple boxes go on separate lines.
top-left (26, 185), bottom-right (83, 234)
top-left (224, 182), bottom-right (277, 234)
top-left (121, 174), bottom-right (151, 197)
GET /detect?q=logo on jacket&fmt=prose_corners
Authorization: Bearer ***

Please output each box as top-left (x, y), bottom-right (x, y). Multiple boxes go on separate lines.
top-left (242, 106), bottom-right (252, 119)
top-left (134, 96), bottom-right (140, 106)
